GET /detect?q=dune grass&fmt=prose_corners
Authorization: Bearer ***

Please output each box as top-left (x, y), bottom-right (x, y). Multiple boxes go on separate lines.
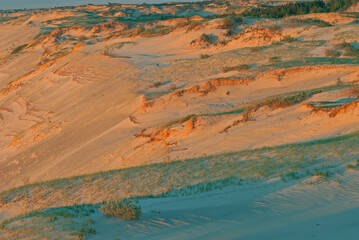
top-left (1, 129), bottom-right (358, 209)
top-left (1, 131), bottom-right (359, 238)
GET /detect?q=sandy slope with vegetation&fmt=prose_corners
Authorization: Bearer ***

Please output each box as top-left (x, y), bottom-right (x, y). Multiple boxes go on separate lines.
top-left (0, 0), bottom-right (359, 239)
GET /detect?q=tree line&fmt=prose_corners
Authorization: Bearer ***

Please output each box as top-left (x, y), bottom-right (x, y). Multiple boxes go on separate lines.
top-left (242, 0), bottom-right (358, 18)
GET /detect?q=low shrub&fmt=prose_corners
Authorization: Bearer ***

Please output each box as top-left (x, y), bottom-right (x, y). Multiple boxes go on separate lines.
top-left (200, 54), bottom-right (211, 59)
top-left (100, 199), bottom-right (142, 220)
top-left (268, 25), bottom-right (282, 32)
top-left (199, 34), bottom-right (213, 44)
top-left (250, 46), bottom-right (262, 52)
top-left (218, 17), bottom-right (235, 29)
top-left (325, 48), bottom-right (341, 58)
top-left (136, 25), bottom-right (145, 35)
top-left (281, 35), bottom-right (297, 43)
top-left (336, 42), bottom-right (359, 57)
top-left (269, 56), bottom-right (281, 63)
top-left (224, 29), bottom-right (234, 37)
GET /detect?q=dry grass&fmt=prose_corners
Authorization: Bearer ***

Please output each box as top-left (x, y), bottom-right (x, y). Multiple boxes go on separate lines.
top-left (100, 199), bottom-right (142, 220)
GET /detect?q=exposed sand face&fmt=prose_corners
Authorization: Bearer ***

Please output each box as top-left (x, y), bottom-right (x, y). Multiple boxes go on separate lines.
top-left (0, 45), bottom-right (143, 190)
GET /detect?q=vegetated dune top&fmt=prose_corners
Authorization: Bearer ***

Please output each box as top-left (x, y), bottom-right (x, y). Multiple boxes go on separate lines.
top-left (0, 0), bottom-right (358, 193)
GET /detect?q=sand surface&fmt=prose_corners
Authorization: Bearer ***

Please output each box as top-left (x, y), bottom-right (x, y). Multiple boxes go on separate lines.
top-left (89, 170), bottom-right (359, 240)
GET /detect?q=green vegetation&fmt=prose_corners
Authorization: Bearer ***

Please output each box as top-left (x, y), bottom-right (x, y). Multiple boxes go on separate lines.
top-left (1, 131), bottom-right (358, 209)
top-left (186, 20), bottom-right (204, 32)
top-left (249, 46), bottom-right (262, 53)
top-left (139, 25), bottom-right (175, 37)
top-left (200, 54), bottom-right (211, 59)
top-left (199, 33), bottom-right (214, 44)
top-left (10, 44), bottom-right (28, 55)
top-left (222, 64), bottom-right (251, 73)
top-left (164, 114), bottom-right (196, 127)
top-left (218, 16), bottom-right (244, 29)
top-left (218, 17), bottom-right (235, 29)
top-left (27, 32), bottom-right (51, 48)
top-left (325, 48), bottom-right (341, 58)
top-left (281, 35), bottom-right (297, 43)
top-left (0, 205), bottom-right (97, 239)
top-left (269, 56), bottom-right (281, 63)
top-left (289, 18), bottom-right (332, 28)
top-left (100, 199), bottom-right (142, 220)
top-left (257, 57), bottom-right (359, 72)
top-left (1, 130), bottom-right (359, 238)
top-left (336, 42), bottom-right (359, 57)
top-left (242, 0), bottom-right (358, 18)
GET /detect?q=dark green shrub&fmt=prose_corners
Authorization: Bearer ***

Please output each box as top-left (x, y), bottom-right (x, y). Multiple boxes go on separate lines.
top-left (218, 17), bottom-right (235, 29)
top-left (269, 56), bottom-right (281, 63)
top-left (136, 25), bottom-right (145, 35)
top-left (224, 29), bottom-right (234, 37)
top-left (199, 33), bottom-right (214, 44)
top-left (250, 46), bottom-right (262, 52)
top-left (290, 18), bottom-right (332, 27)
top-left (325, 48), bottom-right (341, 58)
top-left (268, 25), bottom-right (282, 32)
top-left (10, 44), bottom-right (28, 55)
top-left (336, 42), bottom-right (359, 57)
top-left (281, 35), bottom-right (297, 43)
top-left (200, 54), bottom-right (211, 59)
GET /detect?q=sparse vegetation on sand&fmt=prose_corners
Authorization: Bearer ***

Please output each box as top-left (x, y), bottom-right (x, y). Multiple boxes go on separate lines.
top-left (1, 131), bottom-right (359, 238)
top-left (222, 64), bottom-right (251, 73)
top-left (1, 130), bottom-right (358, 211)
top-left (10, 44), bottom-right (28, 55)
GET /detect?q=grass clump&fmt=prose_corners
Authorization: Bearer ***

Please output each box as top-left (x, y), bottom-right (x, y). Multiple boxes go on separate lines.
top-left (200, 54), bottom-right (211, 59)
top-left (165, 114), bottom-right (197, 127)
top-left (10, 44), bottom-right (28, 55)
top-left (140, 25), bottom-right (175, 37)
top-left (186, 21), bottom-right (203, 32)
top-left (222, 64), bottom-right (251, 73)
top-left (152, 81), bottom-right (163, 88)
top-left (269, 56), bottom-right (281, 63)
top-left (100, 199), bottom-right (142, 220)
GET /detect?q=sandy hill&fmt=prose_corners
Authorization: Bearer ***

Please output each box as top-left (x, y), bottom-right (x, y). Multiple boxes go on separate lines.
top-left (0, 0), bottom-right (359, 239)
